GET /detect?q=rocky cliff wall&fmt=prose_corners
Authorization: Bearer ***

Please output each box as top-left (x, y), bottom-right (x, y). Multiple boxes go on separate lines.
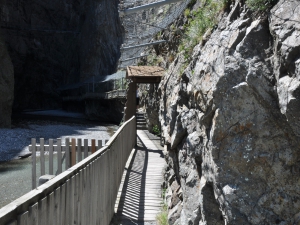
top-left (0, 29), bottom-right (14, 128)
top-left (152, 0), bottom-right (300, 224)
top-left (0, 0), bottom-right (122, 111)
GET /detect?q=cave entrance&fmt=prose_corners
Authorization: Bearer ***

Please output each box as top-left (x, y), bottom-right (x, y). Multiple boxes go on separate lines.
top-left (124, 66), bottom-right (164, 121)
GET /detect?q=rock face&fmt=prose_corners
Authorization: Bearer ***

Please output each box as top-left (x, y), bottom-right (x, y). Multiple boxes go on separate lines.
top-left (159, 0), bottom-right (300, 224)
top-left (0, 30), bottom-right (14, 128)
top-left (139, 83), bottom-right (160, 132)
top-left (0, 0), bottom-right (123, 111)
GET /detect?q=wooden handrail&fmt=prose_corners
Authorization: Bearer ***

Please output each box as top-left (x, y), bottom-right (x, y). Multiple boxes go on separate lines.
top-left (0, 116), bottom-right (136, 225)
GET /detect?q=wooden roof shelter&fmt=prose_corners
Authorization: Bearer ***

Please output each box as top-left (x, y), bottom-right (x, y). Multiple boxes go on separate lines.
top-left (126, 66), bottom-right (164, 83)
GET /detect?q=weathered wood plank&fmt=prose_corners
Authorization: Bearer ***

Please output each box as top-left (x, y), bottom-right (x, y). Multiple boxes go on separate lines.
top-left (57, 139), bottom-right (62, 174)
top-left (40, 138), bottom-right (45, 176)
top-left (7, 220), bottom-right (17, 225)
top-left (49, 139), bottom-right (54, 175)
top-left (38, 197), bottom-right (47, 225)
top-left (65, 138), bottom-right (70, 169)
top-left (60, 183), bottom-right (66, 225)
top-left (84, 139), bottom-right (88, 158)
top-left (91, 139), bottom-right (96, 154)
top-left (53, 187), bottom-right (60, 225)
top-left (71, 138), bottom-right (76, 166)
top-left (17, 211), bottom-right (29, 225)
top-left (77, 139), bottom-right (82, 162)
top-left (74, 173), bottom-right (79, 225)
top-left (78, 170), bottom-right (83, 225)
top-left (70, 176), bottom-right (75, 225)
top-left (48, 192), bottom-right (54, 225)
top-left (31, 138), bottom-right (36, 190)
top-left (28, 199), bottom-right (38, 224)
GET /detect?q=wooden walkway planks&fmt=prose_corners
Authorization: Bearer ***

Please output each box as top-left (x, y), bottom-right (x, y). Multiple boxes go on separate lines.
top-left (115, 130), bottom-right (165, 222)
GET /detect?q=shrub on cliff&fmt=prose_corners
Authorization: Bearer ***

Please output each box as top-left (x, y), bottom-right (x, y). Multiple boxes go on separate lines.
top-left (179, 0), bottom-right (225, 59)
top-left (246, 0), bottom-right (278, 11)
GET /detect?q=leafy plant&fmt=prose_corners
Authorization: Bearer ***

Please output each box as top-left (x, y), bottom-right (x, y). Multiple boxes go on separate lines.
top-left (156, 203), bottom-right (168, 225)
top-left (152, 125), bottom-right (161, 136)
top-left (246, 0), bottom-right (278, 11)
top-left (184, 8), bottom-right (191, 17)
top-left (179, 0), bottom-right (224, 59)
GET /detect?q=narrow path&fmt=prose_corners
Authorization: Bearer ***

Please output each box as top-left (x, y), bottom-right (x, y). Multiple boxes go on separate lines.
top-left (114, 130), bottom-right (165, 224)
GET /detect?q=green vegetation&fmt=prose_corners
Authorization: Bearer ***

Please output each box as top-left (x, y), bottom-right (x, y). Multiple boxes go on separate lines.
top-left (179, 0), bottom-right (225, 60)
top-left (246, 0), bottom-right (278, 11)
top-left (156, 203), bottom-right (168, 225)
top-left (146, 54), bottom-right (164, 66)
top-left (152, 125), bottom-right (161, 136)
top-left (156, 188), bottom-right (168, 225)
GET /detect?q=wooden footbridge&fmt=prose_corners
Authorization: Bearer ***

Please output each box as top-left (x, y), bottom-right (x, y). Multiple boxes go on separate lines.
top-left (0, 116), bottom-right (166, 225)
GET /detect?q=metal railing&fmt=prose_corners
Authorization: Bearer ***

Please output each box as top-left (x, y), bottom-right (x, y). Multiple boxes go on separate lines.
top-left (62, 90), bottom-right (127, 101)
top-left (0, 116), bottom-right (136, 225)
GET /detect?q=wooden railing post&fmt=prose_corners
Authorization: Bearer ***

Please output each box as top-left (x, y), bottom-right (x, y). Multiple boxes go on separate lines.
top-left (65, 138), bottom-right (70, 169)
top-left (31, 138), bottom-right (36, 189)
top-left (84, 139), bottom-right (88, 158)
top-left (78, 139), bottom-right (82, 162)
top-left (40, 138), bottom-right (45, 176)
top-left (91, 139), bottom-right (96, 154)
top-left (57, 139), bottom-right (62, 174)
top-left (49, 139), bottom-right (54, 175)
top-left (71, 138), bottom-right (76, 166)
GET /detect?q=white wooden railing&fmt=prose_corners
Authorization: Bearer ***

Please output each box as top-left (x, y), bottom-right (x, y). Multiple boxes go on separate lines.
top-left (0, 116), bottom-right (136, 225)
top-left (30, 138), bottom-right (109, 189)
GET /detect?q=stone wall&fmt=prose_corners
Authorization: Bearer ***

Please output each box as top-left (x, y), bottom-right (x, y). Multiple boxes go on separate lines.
top-left (0, 0), bottom-right (123, 111)
top-left (158, 0), bottom-right (300, 224)
top-left (0, 29), bottom-right (13, 128)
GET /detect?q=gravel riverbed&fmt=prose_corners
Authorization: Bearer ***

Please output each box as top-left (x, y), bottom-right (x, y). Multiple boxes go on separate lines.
top-left (0, 119), bottom-right (118, 208)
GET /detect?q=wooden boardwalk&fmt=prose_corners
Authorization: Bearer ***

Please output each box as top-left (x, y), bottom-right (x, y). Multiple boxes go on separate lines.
top-left (114, 130), bottom-right (165, 223)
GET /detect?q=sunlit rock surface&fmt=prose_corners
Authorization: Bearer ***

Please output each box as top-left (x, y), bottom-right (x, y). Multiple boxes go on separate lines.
top-left (159, 0), bottom-right (300, 224)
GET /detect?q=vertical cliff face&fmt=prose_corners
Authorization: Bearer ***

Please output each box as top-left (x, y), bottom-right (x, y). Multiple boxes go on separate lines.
top-left (156, 0), bottom-right (300, 224)
top-left (0, 0), bottom-right (123, 111)
top-left (0, 30), bottom-right (14, 128)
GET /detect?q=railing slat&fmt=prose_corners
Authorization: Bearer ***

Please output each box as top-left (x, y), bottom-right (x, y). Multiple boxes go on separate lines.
top-left (53, 188), bottom-right (60, 225)
top-left (38, 197), bottom-right (47, 225)
top-left (79, 169), bottom-right (83, 224)
top-left (40, 138), bottom-right (45, 176)
top-left (75, 173), bottom-right (80, 224)
top-left (71, 139), bottom-right (76, 166)
top-left (49, 139), bottom-right (54, 175)
top-left (70, 176), bottom-right (75, 225)
top-left (57, 139), bottom-right (62, 174)
top-left (17, 211), bottom-right (29, 225)
top-left (7, 220), bottom-right (17, 225)
top-left (31, 138), bottom-right (36, 189)
top-left (97, 140), bottom-right (102, 149)
top-left (60, 184), bottom-right (66, 224)
top-left (29, 203), bottom-right (38, 225)
top-left (48, 192), bottom-right (54, 225)
top-left (81, 168), bottom-right (87, 225)
top-left (84, 139), bottom-right (88, 158)
top-left (65, 138), bottom-right (70, 169)
top-left (78, 139), bottom-right (82, 162)
top-left (91, 139), bottom-right (96, 154)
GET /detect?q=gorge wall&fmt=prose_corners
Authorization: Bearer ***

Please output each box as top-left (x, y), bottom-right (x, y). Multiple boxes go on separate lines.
top-left (0, 29), bottom-right (14, 128)
top-left (0, 0), bottom-right (122, 119)
top-left (142, 0), bottom-right (300, 224)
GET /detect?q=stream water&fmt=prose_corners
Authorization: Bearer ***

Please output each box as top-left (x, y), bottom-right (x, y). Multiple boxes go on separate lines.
top-left (0, 118), bottom-right (118, 209)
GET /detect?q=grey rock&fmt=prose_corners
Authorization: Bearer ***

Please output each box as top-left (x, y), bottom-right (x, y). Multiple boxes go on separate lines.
top-left (157, 0), bottom-right (300, 224)
top-left (0, 0), bottom-right (122, 115)
top-left (0, 29), bottom-right (14, 128)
